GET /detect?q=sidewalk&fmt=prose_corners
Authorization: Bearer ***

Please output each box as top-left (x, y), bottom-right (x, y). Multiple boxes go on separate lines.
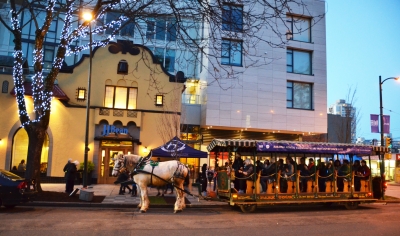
top-left (27, 183), bottom-right (228, 208)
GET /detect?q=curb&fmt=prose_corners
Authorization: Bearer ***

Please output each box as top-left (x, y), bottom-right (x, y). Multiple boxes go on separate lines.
top-left (24, 201), bottom-right (230, 209)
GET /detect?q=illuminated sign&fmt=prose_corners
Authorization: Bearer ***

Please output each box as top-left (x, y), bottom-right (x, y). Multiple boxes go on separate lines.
top-left (102, 125), bottom-right (128, 136)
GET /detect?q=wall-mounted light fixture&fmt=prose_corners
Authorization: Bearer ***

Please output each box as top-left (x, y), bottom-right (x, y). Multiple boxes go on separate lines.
top-left (155, 95), bottom-right (164, 106)
top-left (76, 87), bottom-right (87, 101)
top-left (143, 146), bottom-right (149, 153)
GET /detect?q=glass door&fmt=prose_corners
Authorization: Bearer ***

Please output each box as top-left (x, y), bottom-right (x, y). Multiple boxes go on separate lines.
top-left (98, 147), bottom-right (132, 184)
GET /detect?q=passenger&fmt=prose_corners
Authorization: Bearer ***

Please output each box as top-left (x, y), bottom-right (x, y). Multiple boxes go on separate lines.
top-left (260, 159), bottom-right (275, 193)
top-left (232, 153), bottom-right (244, 192)
top-left (317, 162), bottom-right (327, 192)
top-left (337, 159), bottom-right (350, 192)
top-left (355, 160), bottom-right (371, 191)
top-left (326, 162), bottom-right (334, 181)
top-left (224, 162), bottom-right (231, 176)
top-left (238, 159), bottom-right (254, 194)
top-left (298, 157), bottom-right (310, 192)
top-left (353, 160), bottom-right (362, 191)
top-left (284, 157), bottom-right (296, 181)
top-left (308, 158), bottom-right (315, 180)
top-left (264, 159), bottom-right (270, 167)
top-left (334, 159), bottom-right (341, 171)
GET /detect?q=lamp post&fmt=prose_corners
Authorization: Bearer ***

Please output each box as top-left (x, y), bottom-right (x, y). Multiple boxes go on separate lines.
top-left (379, 75), bottom-right (399, 199)
top-left (83, 12), bottom-right (93, 188)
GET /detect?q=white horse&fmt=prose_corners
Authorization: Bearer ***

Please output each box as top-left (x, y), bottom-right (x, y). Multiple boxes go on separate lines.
top-left (112, 153), bottom-right (189, 213)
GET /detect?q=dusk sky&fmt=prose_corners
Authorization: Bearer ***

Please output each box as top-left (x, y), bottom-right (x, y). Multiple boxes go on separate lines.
top-left (326, 0), bottom-right (400, 141)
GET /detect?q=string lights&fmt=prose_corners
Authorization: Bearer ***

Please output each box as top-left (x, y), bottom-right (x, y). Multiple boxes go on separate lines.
top-left (10, 0), bottom-right (127, 127)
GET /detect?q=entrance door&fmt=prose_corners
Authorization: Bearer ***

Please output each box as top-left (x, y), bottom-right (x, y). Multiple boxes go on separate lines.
top-left (98, 147), bottom-right (132, 184)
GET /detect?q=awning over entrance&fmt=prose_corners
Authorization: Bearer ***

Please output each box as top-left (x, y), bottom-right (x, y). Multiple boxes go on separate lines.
top-left (10, 82), bottom-right (70, 101)
top-left (151, 136), bottom-right (208, 158)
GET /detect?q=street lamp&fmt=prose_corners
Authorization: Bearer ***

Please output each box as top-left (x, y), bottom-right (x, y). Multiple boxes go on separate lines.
top-left (379, 75), bottom-right (399, 199)
top-left (83, 12), bottom-right (93, 188)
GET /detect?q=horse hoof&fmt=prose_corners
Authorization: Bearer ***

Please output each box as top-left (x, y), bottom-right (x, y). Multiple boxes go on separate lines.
top-left (174, 210), bottom-right (182, 214)
top-left (140, 210), bottom-right (146, 213)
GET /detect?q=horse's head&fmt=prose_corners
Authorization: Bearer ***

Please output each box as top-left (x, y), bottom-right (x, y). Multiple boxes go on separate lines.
top-left (111, 153), bottom-right (124, 177)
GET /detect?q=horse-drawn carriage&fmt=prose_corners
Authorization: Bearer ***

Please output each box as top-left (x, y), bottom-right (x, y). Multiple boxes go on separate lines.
top-left (112, 139), bottom-right (388, 214)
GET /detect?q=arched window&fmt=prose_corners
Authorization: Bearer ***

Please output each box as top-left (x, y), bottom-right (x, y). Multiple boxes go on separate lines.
top-left (12, 128), bottom-right (49, 173)
top-left (2, 80), bottom-right (9, 93)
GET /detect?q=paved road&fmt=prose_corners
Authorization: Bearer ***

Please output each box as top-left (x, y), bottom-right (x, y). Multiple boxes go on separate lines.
top-left (1, 203), bottom-right (399, 236)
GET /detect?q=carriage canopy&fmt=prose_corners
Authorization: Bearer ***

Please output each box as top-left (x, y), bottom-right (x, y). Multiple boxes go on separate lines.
top-left (152, 136), bottom-right (208, 158)
top-left (207, 139), bottom-right (389, 156)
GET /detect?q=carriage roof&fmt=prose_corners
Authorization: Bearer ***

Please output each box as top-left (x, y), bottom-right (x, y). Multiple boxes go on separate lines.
top-left (207, 139), bottom-right (389, 156)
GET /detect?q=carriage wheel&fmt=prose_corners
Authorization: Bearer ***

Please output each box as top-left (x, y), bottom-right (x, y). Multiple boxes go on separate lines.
top-left (239, 204), bottom-right (257, 213)
top-left (345, 201), bottom-right (359, 210)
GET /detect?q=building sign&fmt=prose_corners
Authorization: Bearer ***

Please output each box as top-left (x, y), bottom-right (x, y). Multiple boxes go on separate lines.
top-left (256, 141), bottom-right (373, 155)
top-left (102, 125), bottom-right (128, 136)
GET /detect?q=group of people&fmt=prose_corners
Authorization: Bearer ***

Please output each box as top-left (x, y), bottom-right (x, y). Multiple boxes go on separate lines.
top-left (256, 157), bottom-right (371, 193)
top-left (232, 153), bottom-right (255, 194)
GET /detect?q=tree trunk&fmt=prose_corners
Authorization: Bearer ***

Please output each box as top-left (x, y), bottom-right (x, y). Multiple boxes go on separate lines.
top-left (25, 121), bottom-right (48, 192)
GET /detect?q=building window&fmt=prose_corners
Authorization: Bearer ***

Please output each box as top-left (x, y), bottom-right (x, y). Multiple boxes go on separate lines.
top-left (146, 18), bottom-right (176, 41)
top-left (104, 86), bottom-right (137, 109)
top-left (152, 47), bottom-right (175, 72)
top-left (105, 12), bottom-right (120, 34)
top-left (155, 95), bottom-right (164, 106)
top-left (222, 5), bottom-right (243, 32)
top-left (221, 39), bottom-right (242, 66)
top-left (76, 87), bottom-right (86, 101)
top-left (287, 15), bottom-right (311, 42)
top-left (120, 21), bottom-right (135, 37)
top-left (287, 81), bottom-right (312, 110)
top-left (12, 128), bottom-right (49, 173)
top-left (117, 60), bottom-right (128, 74)
top-left (44, 45), bottom-right (55, 69)
top-left (2, 81), bottom-right (9, 93)
top-left (287, 49), bottom-right (312, 75)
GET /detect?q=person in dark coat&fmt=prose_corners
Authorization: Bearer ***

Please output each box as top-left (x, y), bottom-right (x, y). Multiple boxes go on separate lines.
top-left (232, 153), bottom-right (244, 191)
top-left (201, 163), bottom-right (208, 193)
top-left (64, 160), bottom-right (78, 194)
top-left (63, 158), bottom-right (72, 193)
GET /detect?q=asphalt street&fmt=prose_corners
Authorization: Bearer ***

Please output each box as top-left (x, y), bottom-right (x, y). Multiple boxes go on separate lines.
top-left (1, 203), bottom-right (399, 236)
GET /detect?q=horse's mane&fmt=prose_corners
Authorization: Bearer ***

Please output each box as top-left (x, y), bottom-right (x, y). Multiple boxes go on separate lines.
top-left (124, 154), bottom-right (140, 168)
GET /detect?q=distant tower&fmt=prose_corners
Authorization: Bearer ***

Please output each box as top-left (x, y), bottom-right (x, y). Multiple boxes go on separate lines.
top-left (328, 99), bottom-right (357, 143)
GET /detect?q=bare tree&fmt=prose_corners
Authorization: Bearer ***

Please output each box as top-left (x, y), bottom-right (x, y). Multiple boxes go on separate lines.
top-left (0, 0), bottom-right (325, 189)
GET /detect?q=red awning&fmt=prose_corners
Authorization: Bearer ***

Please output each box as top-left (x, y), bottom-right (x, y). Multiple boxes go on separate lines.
top-left (10, 82), bottom-right (69, 101)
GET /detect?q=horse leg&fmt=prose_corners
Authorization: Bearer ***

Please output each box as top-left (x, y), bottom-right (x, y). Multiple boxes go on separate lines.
top-left (137, 186), bottom-right (142, 208)
top-left (174, 182), bottom-right (185, 213)
top-left (138, 183), bottom-right (149, 213)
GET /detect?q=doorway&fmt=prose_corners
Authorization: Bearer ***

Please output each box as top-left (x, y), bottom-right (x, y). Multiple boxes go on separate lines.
top-left (98, 147), bottom-right (133, 184)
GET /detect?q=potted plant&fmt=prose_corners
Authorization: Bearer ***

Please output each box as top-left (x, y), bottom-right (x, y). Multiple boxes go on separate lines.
top-left (79, 161), bottom-right (95, 185)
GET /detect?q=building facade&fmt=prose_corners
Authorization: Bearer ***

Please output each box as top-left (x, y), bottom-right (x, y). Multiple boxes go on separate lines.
top-left (0, 42), bottom-right (184, 183)
top-left (0, 0), bottom-right (328, 179)
top-left (194, 0), bottom-right (327, 166)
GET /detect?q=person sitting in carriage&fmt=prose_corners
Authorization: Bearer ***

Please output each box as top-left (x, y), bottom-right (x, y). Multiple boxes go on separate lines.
top-left (238, 159), bottom-right (254, 194)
